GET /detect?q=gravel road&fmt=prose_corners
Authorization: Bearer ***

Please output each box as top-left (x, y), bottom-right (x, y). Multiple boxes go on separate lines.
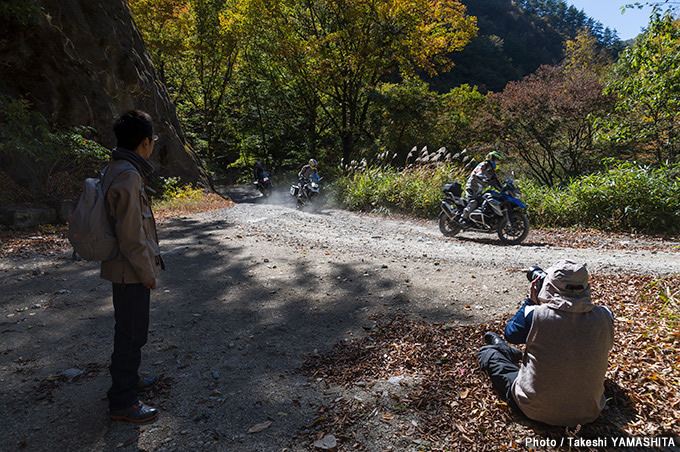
top-left (1, 186), bottom-right (678, 451)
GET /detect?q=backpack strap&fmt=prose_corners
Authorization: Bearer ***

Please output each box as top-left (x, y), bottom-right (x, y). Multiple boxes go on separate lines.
top-left (100, 160), bottom-right (141, 231)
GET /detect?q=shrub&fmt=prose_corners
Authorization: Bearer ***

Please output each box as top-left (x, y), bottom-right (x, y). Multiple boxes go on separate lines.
top-left (522, 161), bottom-right (680, 235)
top-left (148, 176), bottom-right (182, 200)
top-left (152, 185), bottom-right (231, 217)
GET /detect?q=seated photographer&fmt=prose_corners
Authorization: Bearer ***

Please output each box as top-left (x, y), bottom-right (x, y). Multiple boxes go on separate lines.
top-left (478, 260), bottom-right (614, 426)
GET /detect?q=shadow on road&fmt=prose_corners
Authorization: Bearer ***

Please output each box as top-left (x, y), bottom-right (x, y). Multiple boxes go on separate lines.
top-left (0, 213), bottom-right (452, 451)
top-left (448, 233), bottom-right (549, 247)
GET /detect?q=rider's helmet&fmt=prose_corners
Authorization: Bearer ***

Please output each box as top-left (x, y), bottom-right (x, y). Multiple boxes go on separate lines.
top-left (487, 151), bottom-right (503, 162)
top-left (255, 161), bottom-right (261, 167)
top-left (487, 151), bottom-right (503, 168)
top-left (309, 159), bottom-right (318, 169)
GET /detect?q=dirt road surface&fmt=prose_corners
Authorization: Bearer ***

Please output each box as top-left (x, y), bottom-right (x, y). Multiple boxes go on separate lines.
top-left (1, 187), bottom-right (679, 451)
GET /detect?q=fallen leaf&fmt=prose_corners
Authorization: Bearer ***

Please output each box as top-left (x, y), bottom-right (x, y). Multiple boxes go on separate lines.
top-left (313, 434), bottom-right (337, 450)
top-left (248, 421), bottom-right (272, 434)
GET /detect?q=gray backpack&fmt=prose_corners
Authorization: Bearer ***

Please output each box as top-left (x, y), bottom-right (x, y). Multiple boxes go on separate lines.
top-left (67, 162), bottom-right (134, 261)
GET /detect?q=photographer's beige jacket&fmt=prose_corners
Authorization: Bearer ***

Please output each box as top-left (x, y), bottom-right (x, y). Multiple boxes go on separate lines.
top-left (512, 298), bottom-right (614, 426)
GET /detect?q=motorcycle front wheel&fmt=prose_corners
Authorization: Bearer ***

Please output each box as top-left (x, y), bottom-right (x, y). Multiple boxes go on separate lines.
top-left (497, 211), bottom-right (530, 245)
top-left (438, 211), bottom-right (462, 237)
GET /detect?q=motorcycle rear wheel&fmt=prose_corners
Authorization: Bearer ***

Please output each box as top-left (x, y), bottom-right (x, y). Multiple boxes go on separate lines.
top-left (497, 211), bottom-right (529, 245)
top-left (438, 211), bottom-right (461, 237)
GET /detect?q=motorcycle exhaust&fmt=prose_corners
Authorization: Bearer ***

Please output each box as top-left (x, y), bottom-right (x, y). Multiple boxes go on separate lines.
top-left (440, 201), bottom-right (455, 219)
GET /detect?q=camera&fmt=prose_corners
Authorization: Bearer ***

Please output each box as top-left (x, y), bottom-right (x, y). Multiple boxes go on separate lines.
top-left (526, 265), bottom-right (547, 292)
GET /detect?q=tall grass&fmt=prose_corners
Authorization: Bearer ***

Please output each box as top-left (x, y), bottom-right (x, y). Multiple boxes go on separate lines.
top-left (335, 164), bottom-right (467, 218)
top-left (521, 161), bottom-right (680, 235)
top-left (336, 160), bottom-right (680, 236)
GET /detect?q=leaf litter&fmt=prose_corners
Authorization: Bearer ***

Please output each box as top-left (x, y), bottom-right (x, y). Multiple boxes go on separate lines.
top-left (301, 273), bottom-right (680, 450)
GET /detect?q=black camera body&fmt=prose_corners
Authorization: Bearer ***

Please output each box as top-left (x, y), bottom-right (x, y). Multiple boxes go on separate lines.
top-left (526, 265), bottom-right (547, 293)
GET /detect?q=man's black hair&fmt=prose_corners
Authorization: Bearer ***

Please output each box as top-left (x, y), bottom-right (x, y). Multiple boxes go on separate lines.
top-left (113, 110), bottom-right (154, 151)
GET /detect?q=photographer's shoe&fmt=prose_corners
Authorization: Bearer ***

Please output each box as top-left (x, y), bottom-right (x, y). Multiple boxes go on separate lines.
top-left (135, 376), bottom-right (159, 392)
top-left (484, 332), bottom-right (506, 346)
top-left (109, 401), bottom-right (158, 423)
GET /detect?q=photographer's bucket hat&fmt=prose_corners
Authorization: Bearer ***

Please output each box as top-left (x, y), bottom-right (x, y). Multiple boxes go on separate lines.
top-left (538, 260), bottom-right (592, 308)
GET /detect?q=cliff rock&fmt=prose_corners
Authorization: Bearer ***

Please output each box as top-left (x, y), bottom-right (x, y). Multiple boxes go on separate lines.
top-left (0, 0), bottom-right (207, 184)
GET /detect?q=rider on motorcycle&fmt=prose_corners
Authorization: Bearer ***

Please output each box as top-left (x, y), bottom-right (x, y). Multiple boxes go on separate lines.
top-left (461, 151), bottom-right (504, 225)
top-left (298, 159), bottom-right (319, 197)
top-left (254, 161), bottom-right (266, 183)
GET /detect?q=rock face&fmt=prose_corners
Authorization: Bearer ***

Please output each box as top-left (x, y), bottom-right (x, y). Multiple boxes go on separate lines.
top-left (0, 0), bottom-right (207, 184)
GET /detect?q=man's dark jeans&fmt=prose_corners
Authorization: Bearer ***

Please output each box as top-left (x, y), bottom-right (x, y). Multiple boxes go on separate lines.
top-left (478, 342), bottom-right (523, 409)
top-left (107, 283), bottom-right (150, 410)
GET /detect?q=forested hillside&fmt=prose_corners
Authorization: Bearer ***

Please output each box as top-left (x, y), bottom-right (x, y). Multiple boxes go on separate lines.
top-left (435, 0), bottom-right (623, 92)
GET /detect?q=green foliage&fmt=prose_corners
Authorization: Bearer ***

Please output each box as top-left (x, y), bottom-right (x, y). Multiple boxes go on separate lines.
top-left (0, 95), bottom-right (109, 197)
top-left (335, 164), bottom-right (467, 218)
top-left (365, 82), bottom-right (485, 166)
top-left (247, 0), bottom-right (477, 165)
top-left (130, 0), bottom-right (242, 161)
top-left (366, 79), bottom-right (439, 165)
top-left (0, 0), bottom-right (38, 26)
top-left (522, 161), bottom-right (680, 234)
top-left (606, 10), bottom-right (680, 164)
top-left (147, 176), bottom-right (183, 200)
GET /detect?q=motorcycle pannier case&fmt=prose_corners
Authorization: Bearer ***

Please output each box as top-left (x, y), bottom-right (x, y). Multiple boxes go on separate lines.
top-left (290, 185), bottom-right (299, 196)
top-left (442, 181), bottom-right (462, 197)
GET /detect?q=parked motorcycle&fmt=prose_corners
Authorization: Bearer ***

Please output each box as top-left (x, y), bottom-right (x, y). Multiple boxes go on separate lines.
top-left (290, 176), bottom-right (322, 209)
top-left (438, 177), bottom-right (530, 245)
top-left (254, 171), bottom-right (273, 197)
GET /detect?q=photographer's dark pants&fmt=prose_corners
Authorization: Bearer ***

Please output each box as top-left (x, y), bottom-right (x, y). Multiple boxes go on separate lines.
top-left (478, 343), bottom-right (523, 409)
top-left (107, 283), bottom-right (150, 410)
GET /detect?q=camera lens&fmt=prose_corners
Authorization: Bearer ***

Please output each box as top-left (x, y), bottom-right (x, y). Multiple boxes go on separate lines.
top-left (527, 265), bottom-right (547, 282)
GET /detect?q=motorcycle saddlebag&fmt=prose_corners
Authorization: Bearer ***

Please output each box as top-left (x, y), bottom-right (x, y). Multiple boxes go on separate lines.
top-left (442, 181), bottom-right (462, 197)
top-left (290, 185), bottom-right (299, 197)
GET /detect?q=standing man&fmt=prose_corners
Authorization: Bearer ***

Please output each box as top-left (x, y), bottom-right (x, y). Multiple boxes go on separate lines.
top-left (461, 151), bottom-right (503, 225)
top-left (478, 260), bottom-right (614, 426)
top-left (102, 110), bottom-right (164, 422)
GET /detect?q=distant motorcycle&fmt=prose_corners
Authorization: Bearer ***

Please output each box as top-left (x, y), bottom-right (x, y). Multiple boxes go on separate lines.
top-left (254, 171), bottom-right (273, 197)
top-left (290, 176), bottom-right (322, 209)
top-left (438, 177), bottom-right (530, 245)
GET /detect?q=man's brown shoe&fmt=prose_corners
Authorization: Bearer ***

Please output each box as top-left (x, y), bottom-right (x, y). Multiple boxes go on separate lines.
top-left (109, 401), bottom-right (158, 422)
